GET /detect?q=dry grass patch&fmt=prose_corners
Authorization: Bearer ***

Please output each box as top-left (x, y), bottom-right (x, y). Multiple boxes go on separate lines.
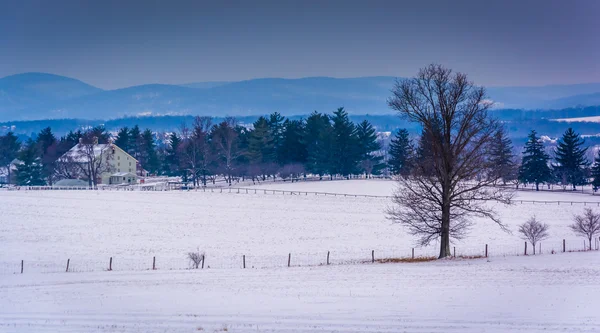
top-left (374, 255), bottom-right (485, 264)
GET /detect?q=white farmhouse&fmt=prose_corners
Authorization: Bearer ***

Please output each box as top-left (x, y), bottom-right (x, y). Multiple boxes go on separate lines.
top-left (59, 139), bottom-right (138, 185)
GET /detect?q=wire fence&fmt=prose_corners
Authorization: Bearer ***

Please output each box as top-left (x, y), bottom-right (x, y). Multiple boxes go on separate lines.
top-left (2, 237), bottom-right (598, 276)
top-left (8, 184), bottom-right (600, 206)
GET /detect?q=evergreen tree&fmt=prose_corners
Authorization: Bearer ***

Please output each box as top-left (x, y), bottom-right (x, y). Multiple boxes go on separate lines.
top-left (165, 132), bottom-right (182, 176)
top-left (35, 127), bottom-right (59, 185)
top-left (591, 150), bottom-right (600, 191)
top-left (0, 132), bottom-right (21, 184)
top-left (128, 125), bottom-right (142, 159)
top-left (554, 128), bottom-right (588, 190)
top-left (355, 120), bottom-right (384, 176)
top-left (489, 127), bottom-right (517, 184)
top-left (114, 127), bottom-right (130, 151)
top-left (15, 139), bottom-right (45, 186)
top-left (388, 128), bottom-right (413, 176)
top-left (279, 119), bottom-right (307, 165)
top-left (139, 129), bottom-right (159, 174)
top-left (87, 126), bottom-right (111, 144)
top-left (304, 112), bottom-right (332, 178)
top-left (248, 117), bottom-right (276, 179)
top-left (330, 107), bottom-right (359, 177)
top-left (518, 130), bottom-right (552, 191)
top-left (267, 112), bottom-right (286, 164)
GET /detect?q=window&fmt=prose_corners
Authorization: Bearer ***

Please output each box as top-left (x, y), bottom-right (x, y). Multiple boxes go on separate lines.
top-left (118, 156), bottom-right (120, 160)
top-left (118, 162), bottom-right (120, 166)
top-left (129, 162), bottom-right (131, 166)
top-left (123, 177), bottom-right (126, 181)
top-left (118, 169), bottom-right (120, 172)
top-left (129, 168), bottom-right (132, 172)
top-left (127, 157), bottom-right (129, 160)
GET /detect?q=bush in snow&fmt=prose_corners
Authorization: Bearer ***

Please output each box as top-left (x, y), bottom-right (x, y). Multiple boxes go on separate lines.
top-left (187, 248), bottom-right (205, 269)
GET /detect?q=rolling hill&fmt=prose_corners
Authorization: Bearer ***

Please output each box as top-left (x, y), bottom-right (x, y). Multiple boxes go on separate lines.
top-left (1, 72), bottom-right (600, 121)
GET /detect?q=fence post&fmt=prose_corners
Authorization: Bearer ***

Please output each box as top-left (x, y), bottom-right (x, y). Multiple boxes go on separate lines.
top-left (412, 248), bottom-right (414, 259)
top-left (563, 239), bottom-right (566, 252)
top-left (539, 242), bottom-right (541, 255)
top-left (201, 255), bottom-right (205, 269)
top-left (524, 242), bottom-right (527, 256)
top-left (152, 256), bottom-right (156, 270)
top-left (21, 260), bottom-right (23, 274)
top-left (288, 253), bottom-right (291, 267)
top-left (453, 246), bottom-right (456, 258)
top-left (109, 257), bottom-right (113, 271)
top-left (243, 255), bottom-right (246, 269)
top-left (327, 251), bottom-right (330, 265)
top-left (485, 244), bottom-right (488, 258)
top-left (371, 250), bottom-right (375, 263)
top-left (66, 259), bottom-right (70, 272)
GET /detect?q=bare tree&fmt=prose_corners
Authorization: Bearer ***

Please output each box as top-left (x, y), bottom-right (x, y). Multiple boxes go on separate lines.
top-left (187, 248), bottom-right (205, 269)
top-left (518, 216), bottom-right (549, 255)
top-left (387, 64), bottom-right (513, 258)
top-left (570, 208), bottom-right (600, 250)
top-left (179, 117), bottom-right (214, 187)
top-left (212, 117), bottom-right (242, 185)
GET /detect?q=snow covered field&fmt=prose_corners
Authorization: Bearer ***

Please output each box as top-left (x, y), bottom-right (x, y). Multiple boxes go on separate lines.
top-left (1, 180), bottom-right (600, 332)
top-left (1, 253), bottom-right (599, 332)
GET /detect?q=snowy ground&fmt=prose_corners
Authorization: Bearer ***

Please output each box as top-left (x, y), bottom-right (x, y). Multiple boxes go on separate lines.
top-left (1, 180), bottom-right (600, 332)
top-left (1, 253), bottom-right (599, 332)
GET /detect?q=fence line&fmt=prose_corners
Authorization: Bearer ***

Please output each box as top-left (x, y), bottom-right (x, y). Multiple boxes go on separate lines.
top-left (3, 237), bottom-right (599, 276)
top-left (8, 184), bottom-right (600, 206)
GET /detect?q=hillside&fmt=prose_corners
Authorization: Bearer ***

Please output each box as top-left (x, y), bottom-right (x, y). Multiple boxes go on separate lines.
top-left (1, 73), bottom-right (600, 121)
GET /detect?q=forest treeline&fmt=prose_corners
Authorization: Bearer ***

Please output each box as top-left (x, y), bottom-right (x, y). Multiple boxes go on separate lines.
top-left (2, 106), bottom-right (600, 190)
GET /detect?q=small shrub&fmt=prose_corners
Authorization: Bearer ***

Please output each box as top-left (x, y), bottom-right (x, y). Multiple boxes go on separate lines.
top-left (188, 248), bottom-right (205, 269)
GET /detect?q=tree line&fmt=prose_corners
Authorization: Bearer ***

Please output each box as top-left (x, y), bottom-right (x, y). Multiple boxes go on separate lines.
top-left (2, 107), bottom-right (600, 191)
top-left (0, 108), bottom-right (392, 186)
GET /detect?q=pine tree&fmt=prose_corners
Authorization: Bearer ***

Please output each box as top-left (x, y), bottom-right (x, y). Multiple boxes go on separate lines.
top-left (355, 120), bottom-right (384, 176)
top-left (165, 132), bottom-right (182, 176)
top-left (114, 127), bottom-right (130, 151)
top-left (591, 150), bottom-right (600, 191)
top-left (279, 119), bottom-right (307, 166)
top-left (0, 132), bottom-right (21, 184)
top-left (128, 125), bottom-right (142, 160)
top-left (304, 112), bottom-right (332, 178)
top-left (268, 112), bottom-right (286, 164)
top-left (35, 127), bottom-right (59, 185)
top-left (248, 117), bottom-right (276, 179)
top-left (518, 130), bottom-right (552, 191)
top-left (388, 129), bottom-right (413, 176)
top-left (15, 139), bottom-right (45, 186)
top-left (489, 127), bottom-right (517, 184)
top-left (554, 128), bottom-right (588, 190)
top-left (139, 129), bottom-right (159, 174)
top-left (330, 107), bottom-right (359, 177)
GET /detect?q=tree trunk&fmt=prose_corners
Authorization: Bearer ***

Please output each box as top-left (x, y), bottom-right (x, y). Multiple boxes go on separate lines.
top-left (589, 236), bottom-right (593, 251)
top-left (535, 183), bottom-right (539, 191)
top-left (533, 242), bottom-right (536, 255)
top-left (439, 203), bottom-right (451, 258)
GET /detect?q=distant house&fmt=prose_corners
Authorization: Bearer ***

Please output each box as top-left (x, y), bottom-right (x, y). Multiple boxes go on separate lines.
top-left (58, 139), bottom-right (139, 185)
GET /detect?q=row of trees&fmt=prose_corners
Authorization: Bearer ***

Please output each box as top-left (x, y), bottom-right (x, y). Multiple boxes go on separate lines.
top-left (0, 108), bottom-right (392, 186)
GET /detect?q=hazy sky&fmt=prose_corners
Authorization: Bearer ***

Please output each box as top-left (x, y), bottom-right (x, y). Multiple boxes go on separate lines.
top-left (1, 0), bottom-right (598, 89)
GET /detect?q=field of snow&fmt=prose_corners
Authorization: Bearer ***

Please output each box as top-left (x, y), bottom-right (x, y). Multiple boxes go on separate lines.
top-left (552, 115), bottom-right (600, 123)
top-left (1, 180), bottom-right (600, 332)
top-left (1, 253), bottom-right (599, 332)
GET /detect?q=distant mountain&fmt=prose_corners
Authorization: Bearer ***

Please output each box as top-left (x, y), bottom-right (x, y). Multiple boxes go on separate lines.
top-left (544, 92), bottom-right (600, 110)
top-left (180, 81), bottom-right (231, 89)
top-left (0, 73), bottom-right (103, 118)
top-left (0, 72), bottom-right (599, 121)
top-left (487, 83), bottom-right (600, 109)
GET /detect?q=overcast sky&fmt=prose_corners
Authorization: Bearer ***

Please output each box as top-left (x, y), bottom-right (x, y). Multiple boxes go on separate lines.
top-left (1, 0), bottom-right (598, 89)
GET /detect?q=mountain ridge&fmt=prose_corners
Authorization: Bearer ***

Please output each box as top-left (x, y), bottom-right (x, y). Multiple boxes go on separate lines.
top-left (1, 72), bottom-right (600, 121)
